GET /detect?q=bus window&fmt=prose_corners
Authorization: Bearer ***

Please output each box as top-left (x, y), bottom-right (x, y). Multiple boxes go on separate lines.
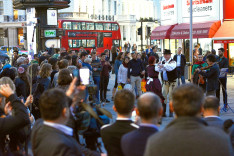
top-left (87, 40), bottom-right (95, 47)
top-left (73, 22), bottom-right (81, 30)
top-left (68, 40), bottom-right (72, 48)
top-left (95, 23), bottom-right (104, 30)
top-left (82, 40), bottom-right (87, 47)
top-left (86, 23), bottom-right (94, 30)
top-left (81, 22), bottom-right (86, 30)
top-left (97, 32), bottom-right (104, 47)
top-left (113, 40), bottom-right (120, 47)
top-left (63, 22), bottom-right (72, 30)
top-left (104, 23), bottom-right (112, 30)
top-left (73, 40), bottom-right (81, 48)
top-left (112, 23), bottom-right (119, 31)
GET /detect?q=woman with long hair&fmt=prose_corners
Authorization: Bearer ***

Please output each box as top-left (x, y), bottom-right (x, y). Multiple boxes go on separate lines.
top-left (52, 59), bottom-right (68, 87)
top-left (118, 56), bottom-right (130, 88)
top-left (112, 52), bottom-right (124, 99)
top-left (14, 65), bottom-right (31, 101)
top-left (33, 63), bottom-right (52, 119)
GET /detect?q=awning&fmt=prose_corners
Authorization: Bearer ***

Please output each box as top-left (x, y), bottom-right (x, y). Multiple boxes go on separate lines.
top-left (170, 21), bottom-right (221, 39)
top-left (213, 21), bottom-right (234, 40)
top-left (151, 24), bottom-right (176, 40)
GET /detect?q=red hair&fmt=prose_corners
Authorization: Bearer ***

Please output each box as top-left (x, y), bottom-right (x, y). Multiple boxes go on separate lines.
top-left (148, 56), bottom-right (156, 65)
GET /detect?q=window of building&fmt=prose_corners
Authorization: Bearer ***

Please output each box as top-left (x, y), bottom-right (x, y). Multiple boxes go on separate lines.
top-left (63, 22), bottom-right (72, 30)
top-left (87, 39), bottom-right (95, 47)
top-left (198, 38), bottom-right (212, 55)
top-left (104, 23), bottom-right (112, 30)
top-left (112, 23), bottom-right (119, 31)
top-left (114, 1), bottom-right (117, 15)
top-left (0, 1), bottom-right (3, 15)
top-left (95, 23), bottom-right (104, 30)
top-left (86, 23), bottom-right (94, 30)
top-left (72, 22), bottom-right (81, 30)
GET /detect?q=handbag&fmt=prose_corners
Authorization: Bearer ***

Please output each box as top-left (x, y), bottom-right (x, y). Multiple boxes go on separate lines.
top-left (141, 79), bottom-right (146, 92)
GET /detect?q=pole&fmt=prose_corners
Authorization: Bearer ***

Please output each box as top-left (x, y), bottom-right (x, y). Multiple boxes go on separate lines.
top-left (189, 0), bottom-right (193, 81)
top-left (141, 21), bottom-right (143, 52)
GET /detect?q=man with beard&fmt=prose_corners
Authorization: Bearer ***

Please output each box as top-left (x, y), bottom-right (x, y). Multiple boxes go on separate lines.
top-left (216, 48), bottom-right (229, 108)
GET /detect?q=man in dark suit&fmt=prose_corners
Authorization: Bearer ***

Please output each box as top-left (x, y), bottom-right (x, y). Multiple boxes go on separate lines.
top-left (121, 92), bottom-right (162, 156)
top-left (101, 89), bottom-right (139, 156)
top-left (203, 96), bottom-right (224, 129)
top-left (173, 47), bottom-right (186, 85)
top-left (144, 84), bottom-right (233, 156)
top-left (31, 88), bottom-right (83, 156)
top-left (197, 54), bottom-right (220, 96)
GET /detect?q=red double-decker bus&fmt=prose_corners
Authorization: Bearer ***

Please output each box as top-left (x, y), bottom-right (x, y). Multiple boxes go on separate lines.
top-left (58, 20), bottom-right (121, 55)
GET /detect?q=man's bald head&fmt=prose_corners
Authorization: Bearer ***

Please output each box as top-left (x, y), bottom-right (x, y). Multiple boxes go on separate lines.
top-left (204, 96), bottom-right (220, 111)
top-left (137, 92), bottom-right (162, 120)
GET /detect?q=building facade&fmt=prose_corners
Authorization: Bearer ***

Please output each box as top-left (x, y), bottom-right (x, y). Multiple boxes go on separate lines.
top-left (0, 0), bottom-right (26, 48)
top-left (59, 0), bottom-right (158, 51)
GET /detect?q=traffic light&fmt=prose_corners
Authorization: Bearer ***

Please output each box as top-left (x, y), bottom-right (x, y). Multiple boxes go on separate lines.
top-left (138, 27), bottom-right (142, 35)
top-left (23, 33), bottom-right (27, 40)
top-left (147, 27), bottom-right (151, 36)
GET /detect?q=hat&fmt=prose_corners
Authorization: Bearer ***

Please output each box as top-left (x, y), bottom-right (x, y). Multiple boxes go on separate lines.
top-left (163, 49), bottom-right (172, 54)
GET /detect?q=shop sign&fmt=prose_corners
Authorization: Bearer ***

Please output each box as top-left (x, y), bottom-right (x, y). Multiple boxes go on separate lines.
top-left (47, 10), bottom-right (57, 26)
top-left (182, 0), bottom-right (218, 18)
top-left (44, 30), bottom-right (56, 38)
top-left (214, 40), bottom-right (234, 44)
top-left (161, 0), bottom-right (176, 21)
top-left (171, 28), bottom-right (210, 38)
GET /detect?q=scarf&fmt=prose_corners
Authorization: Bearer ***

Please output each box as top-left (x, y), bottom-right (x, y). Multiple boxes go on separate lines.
top-left (123, 62), bottom-right (128, 68)
top-left (195, 61), bottom-right (205, 65)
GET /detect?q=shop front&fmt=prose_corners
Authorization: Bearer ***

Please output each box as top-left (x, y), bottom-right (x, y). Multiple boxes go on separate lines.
top-left (213, 21), bottom-right (234, 68)
top-left (170, 20), bottom-right (221, 61)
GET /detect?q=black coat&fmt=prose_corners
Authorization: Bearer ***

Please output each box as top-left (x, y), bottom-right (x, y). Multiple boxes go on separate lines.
top-left (121, 126), bottom-right (158, 156)
top-left (173, 54), bottom-right (186, 75)
top-left (0, 94), bottom-right (30, 154)
top-left (31, 120), bottom-right (83, 156)
top-left (144, 117), bottom-right (233, 156)
top-left (101, 120), bottom-right (139, 156)
top-left (200, 63), bottom-right (220, 92)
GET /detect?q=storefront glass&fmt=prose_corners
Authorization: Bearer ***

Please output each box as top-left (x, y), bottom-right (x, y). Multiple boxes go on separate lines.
top-left (170, 39), bottom-right (178, 56)
top-left (229, 43), bottom-right (234, 67)
top-left (198, 38), bottom-right (212, 55)
top-left (164, 39), bottom-right (170, 49)
top-left (17, 28), bottom-right (24, 46)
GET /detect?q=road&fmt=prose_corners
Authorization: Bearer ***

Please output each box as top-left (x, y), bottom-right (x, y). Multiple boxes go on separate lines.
top-left (103, 74), bottom-right (234, 131)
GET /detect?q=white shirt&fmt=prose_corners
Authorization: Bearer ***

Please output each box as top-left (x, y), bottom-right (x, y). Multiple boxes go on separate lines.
top-left (118, 64), bottom-right (128, 84)
top-left (156, 58), bottom-right (177, 81)
top-left (44, 121), bottom-right (73, 136)
top-left (204, 115), bottom-right (221, 119)
top-left (177, 54), bottom-right (181, 67)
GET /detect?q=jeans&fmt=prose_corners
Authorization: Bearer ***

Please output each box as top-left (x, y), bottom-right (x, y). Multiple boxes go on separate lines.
top-left (216, 78), bottom-right (227, 104)
top-left (93, 76), bottom-right (100, 102)
top-left (130, 76), bottom-right (142, 96)
top-left (176, 67), bottom-right (185, 85)
top-left (100, 76), bottom-right (109, 101)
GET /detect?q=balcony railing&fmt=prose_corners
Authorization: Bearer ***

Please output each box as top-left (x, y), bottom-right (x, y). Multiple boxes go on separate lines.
top-left (115, 15), bottom-right (136, 22)
top-left (3, 15), bottom-right (26, 22)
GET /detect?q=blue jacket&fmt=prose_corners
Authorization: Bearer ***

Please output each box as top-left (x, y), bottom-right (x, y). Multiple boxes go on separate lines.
top-left (200, 63), bottom-right (219, 92)
top-left (82, 62), bottom-right (92, 71)
top-left (114, 59), bottom-right (122, 75)
top-left (121, 126), bottom-right (158, 156)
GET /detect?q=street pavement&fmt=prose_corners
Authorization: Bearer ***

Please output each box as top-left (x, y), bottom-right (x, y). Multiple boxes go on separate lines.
top-left (103, 74), bottom-right (234, 131)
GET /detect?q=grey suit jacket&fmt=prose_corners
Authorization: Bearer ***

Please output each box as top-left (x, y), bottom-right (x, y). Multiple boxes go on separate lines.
top-left (144, 117), bottom-right (233, 156)
top-left (204, 116), bottom-right (224, 130)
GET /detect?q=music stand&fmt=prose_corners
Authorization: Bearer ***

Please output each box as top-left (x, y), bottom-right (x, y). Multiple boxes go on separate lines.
top-left (219, 68), bottom-right (234, 114)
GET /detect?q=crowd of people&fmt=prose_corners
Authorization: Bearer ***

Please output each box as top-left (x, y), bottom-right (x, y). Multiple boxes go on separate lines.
top-left (0, 43), bottom-right (233, 156)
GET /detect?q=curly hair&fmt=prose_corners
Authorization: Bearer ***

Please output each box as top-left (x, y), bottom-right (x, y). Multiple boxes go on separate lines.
top-left (39, 63), bottom-right (52, 78)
